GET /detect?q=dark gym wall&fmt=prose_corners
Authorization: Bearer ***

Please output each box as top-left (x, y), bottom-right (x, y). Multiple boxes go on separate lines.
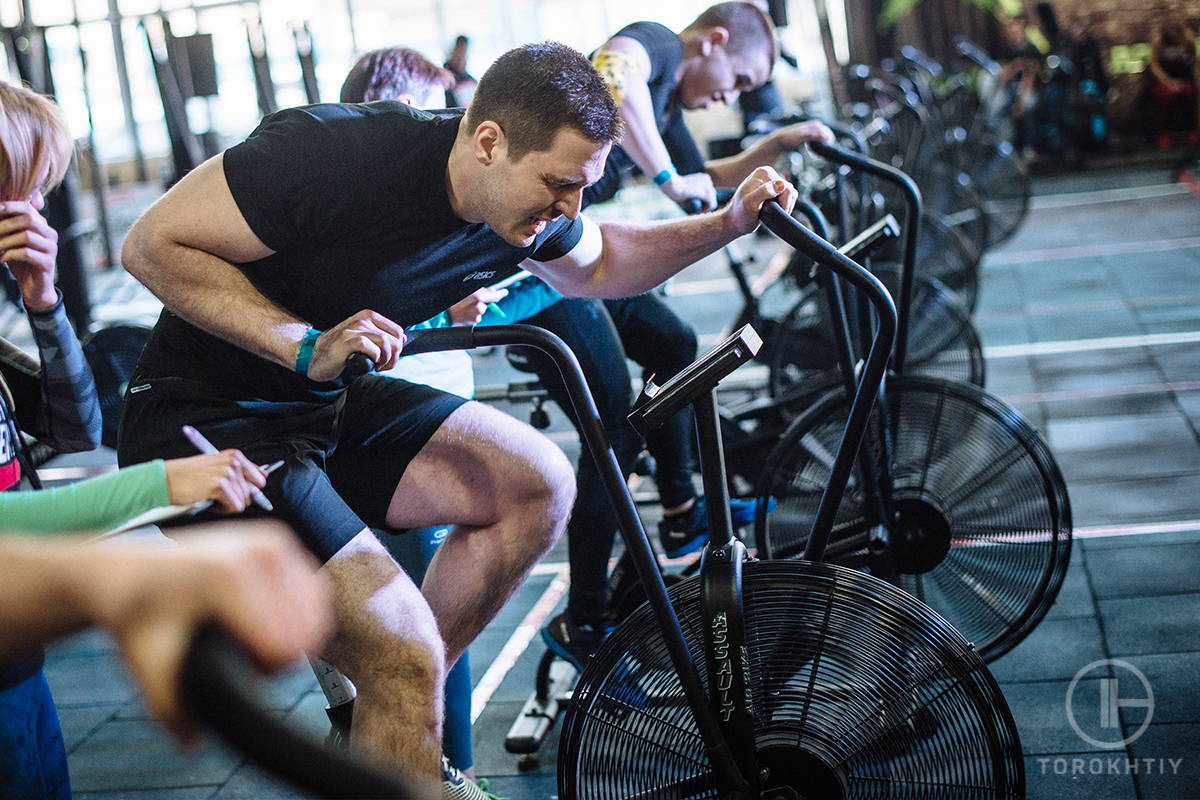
top-left (843, 0), bottom-right (1198, 65)
top-left (840, 0), bottom-right (1194, 130)
top-left (841, 0), bottom-right (999, 66)
top-left (1047, 0), bottom-right (1200, 125)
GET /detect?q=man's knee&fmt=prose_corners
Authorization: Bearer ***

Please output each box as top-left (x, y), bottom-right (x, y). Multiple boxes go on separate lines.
top-left (510, 435), bottom-right (576, 535)
top-left (324, 535), bottom-right (447, 693)
top-left (339, 595), bottom-right (446, 698)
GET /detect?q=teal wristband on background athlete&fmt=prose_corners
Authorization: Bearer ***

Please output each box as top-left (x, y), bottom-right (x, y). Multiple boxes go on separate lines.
top-left (295, 327), bottom-right (322, 374)
top-left (652, 166), bottom-right (676, 186)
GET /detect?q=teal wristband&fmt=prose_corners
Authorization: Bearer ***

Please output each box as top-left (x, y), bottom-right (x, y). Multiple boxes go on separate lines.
top-left (295, 327), bottom-right (322, 375)
top-left (652, 167), bottom-right (676, 186)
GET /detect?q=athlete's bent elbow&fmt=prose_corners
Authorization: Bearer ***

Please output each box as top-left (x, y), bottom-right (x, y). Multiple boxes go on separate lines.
top-left (121, 218), bottom-right (172, 287)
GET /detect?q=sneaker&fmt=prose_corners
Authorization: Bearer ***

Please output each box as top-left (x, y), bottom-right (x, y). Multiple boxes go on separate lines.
top-left (541, 612), bottom-right (611, 671)
top-left (475, 778), bottom-right (508, 800)
top-left (442, 757), bottom-right (506, 799)
top-left (658, 496), bottom-right (776, 558)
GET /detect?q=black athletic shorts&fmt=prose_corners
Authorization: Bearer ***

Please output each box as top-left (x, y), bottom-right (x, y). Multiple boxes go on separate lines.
top-left (117, 369), bottom-right (468, 562)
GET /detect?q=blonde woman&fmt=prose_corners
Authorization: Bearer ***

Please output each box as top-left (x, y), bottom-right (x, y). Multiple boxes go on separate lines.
top-left (0, 81), bottom-right (273, 799)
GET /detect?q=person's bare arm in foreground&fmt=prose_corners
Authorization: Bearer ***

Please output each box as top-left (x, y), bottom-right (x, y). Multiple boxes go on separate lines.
top-left (0, 520), bottom-right (330, 745)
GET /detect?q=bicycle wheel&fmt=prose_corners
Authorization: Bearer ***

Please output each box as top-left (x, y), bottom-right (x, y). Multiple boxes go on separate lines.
top-left (756, 375), bottom-right (1071, 662)
top-left (911, 164), bottom-right (991, 261)
top-left (880, 268), bottom-right (985, 385)
top-left (920, 212), bottom-right (981, 311)
top-left (82, 322), bottom-right (152, 449)
top-left (767, 269), bottom-right (985, 400)
top-left (957, 138), bottom-right (1031, 248)
top-left (559, 560), bottom-right (1025, 799)
top-left (872, 215), bottom-right (980, 314)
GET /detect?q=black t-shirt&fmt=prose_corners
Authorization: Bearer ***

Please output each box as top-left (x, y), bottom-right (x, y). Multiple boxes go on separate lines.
top-left (138, 102), bottom-right (583, 401)
top-left (587, 20), bottom-right (706, 205)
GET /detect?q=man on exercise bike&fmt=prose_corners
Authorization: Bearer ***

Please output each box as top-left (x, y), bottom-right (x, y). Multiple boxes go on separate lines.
top-left (531, 1), bottom-right (835, 669)
top-left (118, 41), bottom-right (796, 798)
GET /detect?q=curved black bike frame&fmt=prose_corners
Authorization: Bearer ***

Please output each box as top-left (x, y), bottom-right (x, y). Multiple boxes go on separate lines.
top-left (810, 140), bottom-right (922, 373)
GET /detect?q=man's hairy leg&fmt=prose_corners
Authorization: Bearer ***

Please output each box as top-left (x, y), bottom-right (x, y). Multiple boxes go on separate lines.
top-left (386, 401), bottom-right (575, 666)
top-left (319, 530), bottom-right (445, 792)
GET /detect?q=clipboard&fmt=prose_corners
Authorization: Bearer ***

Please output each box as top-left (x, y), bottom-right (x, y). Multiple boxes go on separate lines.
top-left (89, 500), bottom-right (213, 542)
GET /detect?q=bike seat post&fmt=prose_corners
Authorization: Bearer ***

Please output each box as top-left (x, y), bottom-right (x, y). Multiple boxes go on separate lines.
top-left (693, 389), bottom-right (736, 551)
top-left (725, 246), bottom-right (757, 309)
top-left (693, 388), bottom-right (760, 795)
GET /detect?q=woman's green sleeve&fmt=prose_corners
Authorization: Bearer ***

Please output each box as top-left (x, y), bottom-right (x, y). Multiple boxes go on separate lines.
top-left (0, 460), bottom-right (172, 534)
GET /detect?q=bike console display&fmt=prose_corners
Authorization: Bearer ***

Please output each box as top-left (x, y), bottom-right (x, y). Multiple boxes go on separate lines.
top-left (628, 324), bottom-right (762, 435)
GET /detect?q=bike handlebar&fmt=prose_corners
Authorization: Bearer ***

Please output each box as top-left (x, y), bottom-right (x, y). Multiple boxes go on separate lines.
top-left (181, 623), bottom-right (427, 799)
top-left (757, 200), bottom-right (897, 562)
top-left (806, 140), bottom-right (921, 373)
top-left (340, 327), bottom-right (481, 380)
top-left (955, 37), bottom-right (1000, 76)
top-left (900, 45), bottom-right (943, 78)
top-left (342, 351), bottom-right (376, 379)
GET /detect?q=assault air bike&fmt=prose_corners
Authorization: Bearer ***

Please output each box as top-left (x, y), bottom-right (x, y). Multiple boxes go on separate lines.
top-left (179, 201), bottom-right (1025, 799)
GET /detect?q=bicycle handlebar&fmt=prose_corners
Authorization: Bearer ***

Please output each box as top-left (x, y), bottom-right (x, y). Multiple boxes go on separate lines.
top-left (340, 327), bottom-right (481, 380)
top-left (758, 200), bottom-right (897, 562)
top-left (900, 45), bottom-right (943, 78)
top-left (955, 37), bottom-right (1000, 76)
top-left (342, 351), bottom-right (376, 379)
top-left (824, 120), bottom-right (869, 155)
top-left (806, 140), bottom-right (921, 373)
top-left (180, 623), bottom-right (427, 799)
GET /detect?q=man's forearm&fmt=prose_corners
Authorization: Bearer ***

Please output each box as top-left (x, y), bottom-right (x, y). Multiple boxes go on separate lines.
top-left (123, 231), bottom-right (309, 370)
top-left (705, 137), bottom-right (783, 189)
top-left (558, 214), bottom-right (739, 298)
top-left (616, 91), bottom-right (675, 179)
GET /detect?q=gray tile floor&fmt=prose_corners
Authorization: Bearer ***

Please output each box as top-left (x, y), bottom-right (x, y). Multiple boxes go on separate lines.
top-left (34, 162), bottom-right (1200, 799)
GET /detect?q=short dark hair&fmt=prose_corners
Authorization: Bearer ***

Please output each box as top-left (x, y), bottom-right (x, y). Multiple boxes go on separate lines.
top-left (340, 48), bottom-right (452, 103)
top-left (686, 2), bottom-right (778, 64)
top-left (466, 42), bottom-right (621, 161)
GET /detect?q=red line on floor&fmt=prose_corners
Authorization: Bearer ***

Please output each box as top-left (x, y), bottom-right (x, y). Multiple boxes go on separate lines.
top-left (1177, 169), bottom-right (1200, 200)
top-left (1074, 519), bottom-right (1200, 539)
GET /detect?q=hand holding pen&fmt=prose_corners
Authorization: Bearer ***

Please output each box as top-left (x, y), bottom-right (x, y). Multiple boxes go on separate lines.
top-left (173, 426), bottom-right (278, 513)
top-left (447, 287), bottom-right (509, 327)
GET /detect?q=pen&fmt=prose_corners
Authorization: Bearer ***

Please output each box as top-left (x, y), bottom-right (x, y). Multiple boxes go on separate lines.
top-left (487, 302), bottom-right (507, 318)
top-left (181, 425), bottom-right (275, 512)
top-left (260, 459), bottom-right (285, 477)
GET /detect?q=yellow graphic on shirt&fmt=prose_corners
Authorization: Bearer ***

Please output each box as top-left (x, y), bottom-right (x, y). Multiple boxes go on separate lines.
top-left (592, 49), bottom-right (641, 107)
